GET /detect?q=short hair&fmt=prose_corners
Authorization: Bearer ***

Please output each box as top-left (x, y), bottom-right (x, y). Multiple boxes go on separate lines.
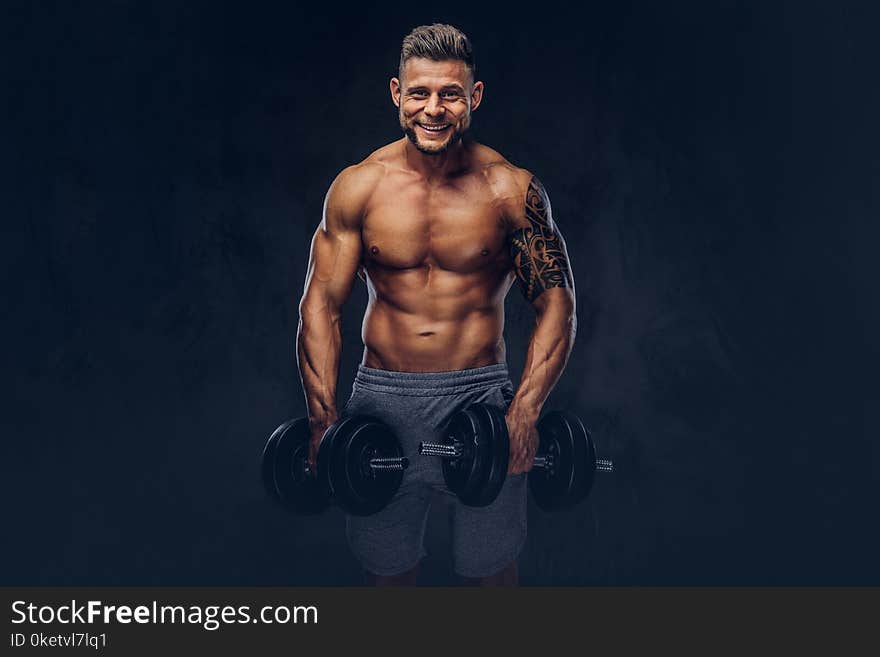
top-left (398, 23), bottom-right (475, 80)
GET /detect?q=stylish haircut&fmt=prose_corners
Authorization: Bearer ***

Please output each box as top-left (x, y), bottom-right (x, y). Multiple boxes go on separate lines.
top-left (398, 23), bottom-right (475, 80)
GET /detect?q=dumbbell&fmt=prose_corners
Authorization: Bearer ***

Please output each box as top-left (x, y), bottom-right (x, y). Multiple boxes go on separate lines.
top-left (419, 404), bottom-right (613, 511)
top-left (261, 415), bottom-right (409, 516)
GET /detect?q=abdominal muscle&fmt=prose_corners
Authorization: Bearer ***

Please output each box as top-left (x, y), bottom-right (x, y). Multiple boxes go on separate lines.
top-left (360, 267), bottom-right (511, 372)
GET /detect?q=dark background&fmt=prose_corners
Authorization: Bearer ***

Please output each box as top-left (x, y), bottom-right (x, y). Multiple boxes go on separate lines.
top-left (3, 1), bottom-right (877, 585)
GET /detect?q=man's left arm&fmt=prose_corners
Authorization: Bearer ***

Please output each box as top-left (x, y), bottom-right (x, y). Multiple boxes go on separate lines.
top-left (505, 173), bottom-right (577, 474)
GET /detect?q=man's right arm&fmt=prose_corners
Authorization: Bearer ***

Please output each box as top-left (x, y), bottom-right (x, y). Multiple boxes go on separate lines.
top-left (297, 165), bottom-right (371, 465)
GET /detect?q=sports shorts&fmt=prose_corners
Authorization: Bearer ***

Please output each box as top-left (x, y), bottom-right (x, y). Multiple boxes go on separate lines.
top-left (340, 363), bottom-right (527, 578)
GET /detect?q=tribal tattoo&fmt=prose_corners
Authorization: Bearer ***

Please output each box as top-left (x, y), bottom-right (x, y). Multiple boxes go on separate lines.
top-left (508, 176), bottom-right (572, 302)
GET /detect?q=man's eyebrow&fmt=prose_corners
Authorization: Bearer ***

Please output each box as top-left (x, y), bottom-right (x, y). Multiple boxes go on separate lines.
top-left (404, 83), bottom-right (465, 92)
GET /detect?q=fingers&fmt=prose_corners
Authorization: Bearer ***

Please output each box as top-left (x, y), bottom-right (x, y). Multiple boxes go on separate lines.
top-left (307, 419), bottom-right (333, 473)
top-left (507, 430), bottom-right (538, 474)
top-left (504, 410), bottom-right (539, 474)
top-left (510, 452), bottom-right (535, 474)
top-left (507, 448), bottom-right (525, 474)
top-left (307, 436), bottom-right (322, 472)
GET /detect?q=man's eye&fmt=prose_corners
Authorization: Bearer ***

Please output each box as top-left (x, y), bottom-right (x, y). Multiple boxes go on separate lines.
top-left (410, 91), bottom-right (428, 97)
top-left (442, 92), bottom-right (460, 98)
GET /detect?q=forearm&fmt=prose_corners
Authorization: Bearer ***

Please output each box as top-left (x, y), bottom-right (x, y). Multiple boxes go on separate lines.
top-left (296, 297), bottom-right (343, 434)
top-left (509, 293), bottom-right (576, 419)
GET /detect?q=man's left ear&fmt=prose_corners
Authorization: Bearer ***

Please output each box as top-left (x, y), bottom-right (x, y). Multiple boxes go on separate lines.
top-left (471, 81), bottom-right (484, 111)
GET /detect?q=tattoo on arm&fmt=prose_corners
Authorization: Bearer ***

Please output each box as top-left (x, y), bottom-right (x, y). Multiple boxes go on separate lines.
top-left (509, 176), bottom-right (572, 302)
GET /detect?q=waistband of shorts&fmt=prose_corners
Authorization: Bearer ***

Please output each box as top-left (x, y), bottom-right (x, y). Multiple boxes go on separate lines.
top-left (353, 363), bottom-right (511, 396)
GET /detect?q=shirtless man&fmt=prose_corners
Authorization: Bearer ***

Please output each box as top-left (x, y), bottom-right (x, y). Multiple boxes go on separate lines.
top-left (297, 24), bottom-right (576, 586)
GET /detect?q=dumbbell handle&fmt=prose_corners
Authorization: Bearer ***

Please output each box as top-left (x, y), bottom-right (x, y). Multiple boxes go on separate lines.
top-left (304, 455), bottom-right (409, 476)
top-left (419, 442), bottom-right (460, 458)
top-left (367, 456), bottom-right (409, 471)
top-left (419, 441), bottom-right (613, 472)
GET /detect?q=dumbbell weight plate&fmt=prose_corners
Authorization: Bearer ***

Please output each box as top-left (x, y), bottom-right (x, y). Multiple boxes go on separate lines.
top-left (529, 411), bottom-right (596, 511)
top-left (326, 415), bottom-right (405, 517)
top-left (464, 404), bottom-right (510, 507)
top-left (441, 407), bottom-right (488, 503)
top-left (261, 420), bottom-right (287, 501)
top-left (269, 418), bottom-right (332, 515)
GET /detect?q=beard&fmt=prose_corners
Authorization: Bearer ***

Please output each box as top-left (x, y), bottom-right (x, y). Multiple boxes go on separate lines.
top-left (401, 118), bottom-right (468, 156)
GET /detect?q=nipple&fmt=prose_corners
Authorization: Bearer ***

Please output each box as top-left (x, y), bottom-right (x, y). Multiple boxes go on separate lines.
top-left (370, 246), bottom-right (380, 255)
top-left (481, 248), bottom-right (490, 256)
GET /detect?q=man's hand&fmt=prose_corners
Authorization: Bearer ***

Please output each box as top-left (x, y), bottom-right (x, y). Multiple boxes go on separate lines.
top-left (505, 405), bottom-right (539, 474)
top-left (307, 417), bottom-right (335, 472)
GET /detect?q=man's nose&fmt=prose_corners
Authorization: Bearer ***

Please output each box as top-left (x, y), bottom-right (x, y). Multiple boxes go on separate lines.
top-left (424, 93), bottom-right (444, 117)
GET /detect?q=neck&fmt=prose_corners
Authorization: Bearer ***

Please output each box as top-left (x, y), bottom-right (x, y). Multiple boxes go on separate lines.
top-left (402, 136), bottom-right (470, 180)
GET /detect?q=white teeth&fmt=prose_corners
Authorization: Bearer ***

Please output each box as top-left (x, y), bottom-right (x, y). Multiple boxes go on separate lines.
top-left (420, 124), bottom-right (449, 131)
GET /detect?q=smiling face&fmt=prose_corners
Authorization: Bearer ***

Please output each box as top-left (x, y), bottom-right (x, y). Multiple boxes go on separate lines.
top-left (390, 58), bottom-right (484, 156)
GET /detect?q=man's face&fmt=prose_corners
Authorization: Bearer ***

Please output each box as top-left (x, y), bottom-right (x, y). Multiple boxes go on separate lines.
top-left (390, 58), bottom-right (484, 155)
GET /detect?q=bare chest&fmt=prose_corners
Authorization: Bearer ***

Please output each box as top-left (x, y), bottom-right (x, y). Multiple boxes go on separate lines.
top-left (362, 179), bottom-right (507, 272)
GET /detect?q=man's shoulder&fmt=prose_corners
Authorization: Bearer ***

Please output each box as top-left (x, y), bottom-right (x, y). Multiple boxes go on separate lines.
top-left (333, 161), bottom-right (385, 190)
top-left (332, 140), bottom-right (405, 188)
top-left (362, 140), bottom-right (404, 165)
top-left (472, 144), bottom-right (534, 206)
top-left (326, 152), bottom-right (391, 213)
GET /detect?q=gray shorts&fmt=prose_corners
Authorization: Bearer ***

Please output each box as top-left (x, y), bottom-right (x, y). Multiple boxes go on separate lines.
top-left (340, 364), bottom-right (528, 579)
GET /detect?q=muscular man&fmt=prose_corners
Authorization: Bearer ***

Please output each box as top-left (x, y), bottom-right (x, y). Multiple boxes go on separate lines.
top-left (297, 24), bottom-right (576, 586)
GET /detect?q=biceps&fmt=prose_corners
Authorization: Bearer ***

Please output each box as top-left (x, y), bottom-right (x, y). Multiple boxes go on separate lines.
top-left (508, 178), bottom-right (573, 303)
top-left (302, 228), bottom-right (362, 311)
